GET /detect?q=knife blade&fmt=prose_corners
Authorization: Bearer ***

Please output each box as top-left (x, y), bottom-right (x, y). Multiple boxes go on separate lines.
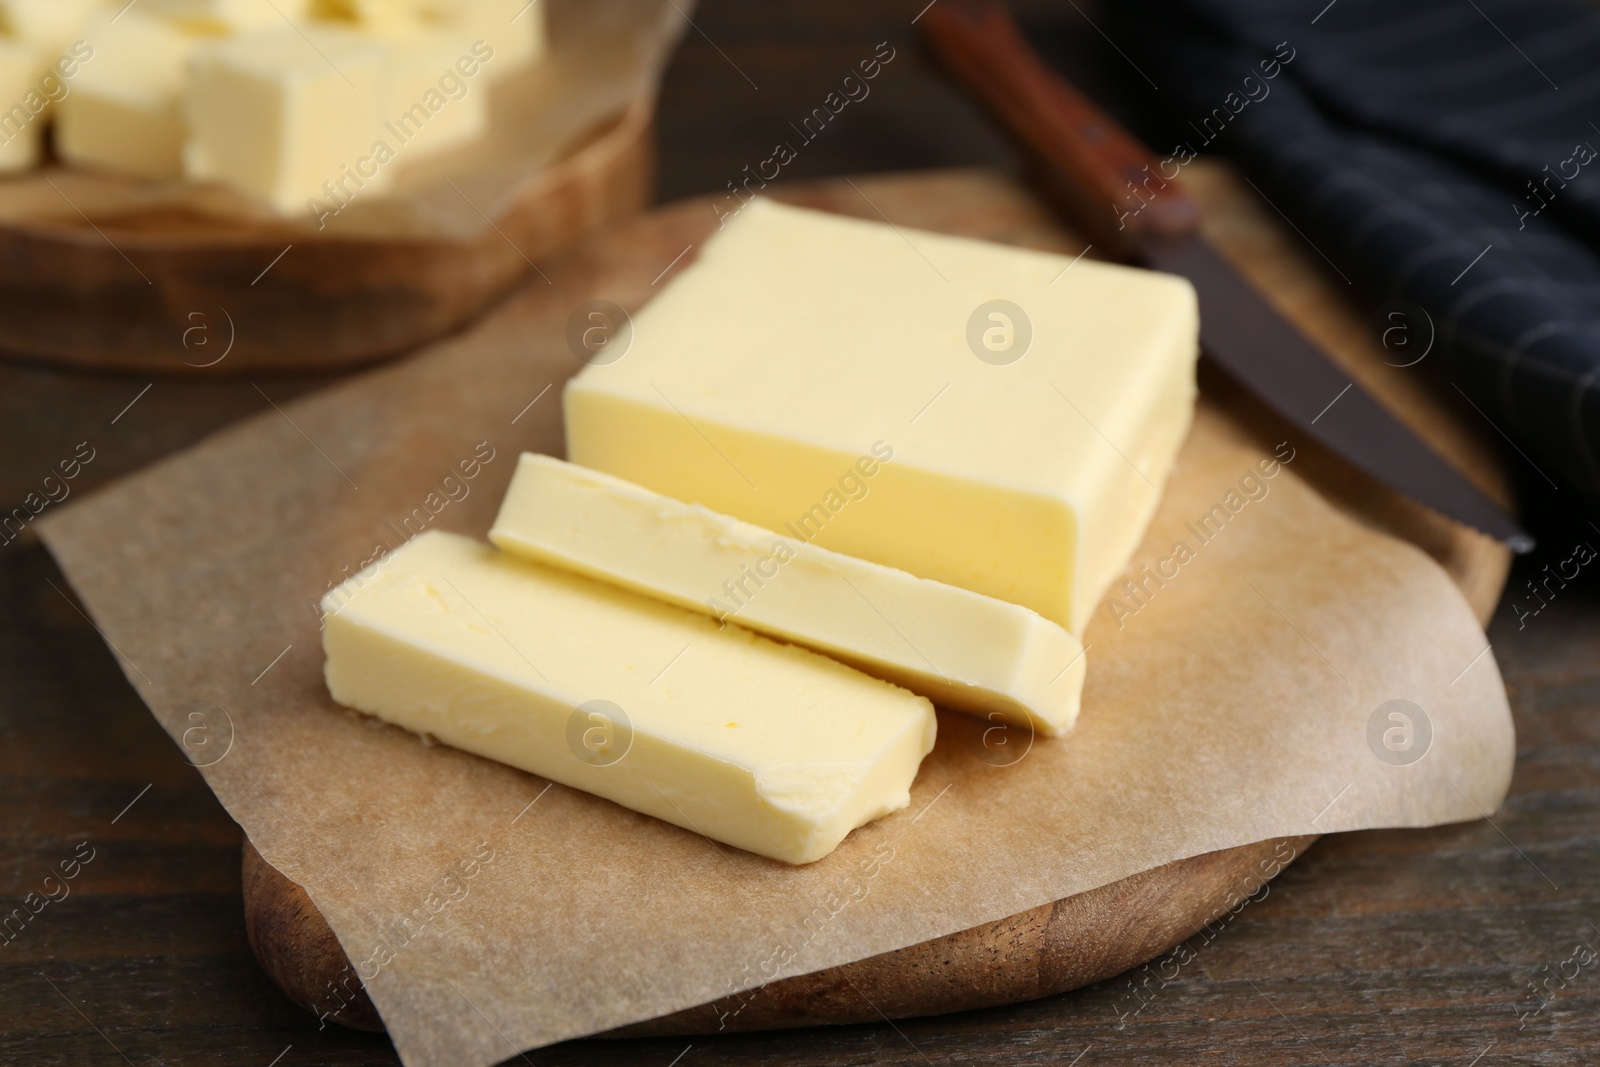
top-left (920, 0), bottom-right (1534, 552)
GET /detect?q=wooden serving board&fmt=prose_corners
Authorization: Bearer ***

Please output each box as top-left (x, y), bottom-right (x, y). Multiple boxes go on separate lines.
top-left (241, 164), bottom-right (1514, 1037)
top-left (0, 0), bottom-right (677, 375)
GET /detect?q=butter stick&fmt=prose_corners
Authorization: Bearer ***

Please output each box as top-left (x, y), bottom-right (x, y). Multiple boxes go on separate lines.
top-left (321, 531), bottom-right (937, 865)
top-left (490, 455), bottom-right (1087, 735)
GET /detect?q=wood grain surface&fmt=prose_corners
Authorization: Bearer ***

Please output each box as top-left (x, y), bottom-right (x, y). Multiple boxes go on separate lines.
top-left (3, 3), bottom-right (1596, 1065)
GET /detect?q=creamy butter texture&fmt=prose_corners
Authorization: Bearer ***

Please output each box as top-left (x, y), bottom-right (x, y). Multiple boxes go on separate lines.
top-left (491, 454), bottom-right (1087, 734)
top-left (0, 38), bottom-right (43, 171)
top-left (320, 200), bottom-right (1201, 861)
top-left (565, 198), bottom-right (1199, 633)
top-left (58, 12), bottom-right (200, 180)
top-left (0, 0), bottom-right (546, 210)
top-left (186, 26), bottom-right (392, 212)
top-left (321, 531), bottom-right (937, 865)
top-left (0, 0), bottom-right (99, 55)
top-left (143, 0), bottom-right (311, 34)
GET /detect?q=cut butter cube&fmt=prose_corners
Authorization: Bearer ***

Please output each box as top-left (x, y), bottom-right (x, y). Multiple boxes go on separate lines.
top-left (140, 0), bottom-right (312, 34)
top-left (419, 0), bottom-right (543, 78)
top-left (378, 30), bottom-right (487, 159)
top-left (308, 5), bottom-right (492, 159)
top-left (186, 26), bottom-right (389, 213)
top-left (564, 198), bottom-right (1199, 634)
top-left (0, 0), bottom-right (98, 57)
top-left (317, 0), bottom-right (544, 78)
top-left (0, 39), bottom-right (43, 172)
top-left (57, 12), bottom-right (200, 180)
top-left (490, 454), bottom-right (1088, 735)
top-left (321, 531), bottom-right (937, 865)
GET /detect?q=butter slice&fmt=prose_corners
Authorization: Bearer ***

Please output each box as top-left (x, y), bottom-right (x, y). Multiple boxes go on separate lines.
top-left (57, 13), bottom-right (199, 180)
top-left (564, 198), bottom-right (1199, 633)
top-left (322, 531), bottom-right (936, 865)
top-left (490, 454), bottom-right (1087, 735)
top-left (186, 26), bottom-right (389, 212)
top-left (0, 39), bottom-right (42, 172)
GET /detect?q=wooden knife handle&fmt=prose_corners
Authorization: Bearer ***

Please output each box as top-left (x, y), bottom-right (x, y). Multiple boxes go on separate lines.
top-left (920, 0), bottom-right (1200, 258)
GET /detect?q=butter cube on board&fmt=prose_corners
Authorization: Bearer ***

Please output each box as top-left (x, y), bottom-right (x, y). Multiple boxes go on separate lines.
top-left (322, 0), bottom-right (545, 80)
top-left (310, 2), bottom-right (513, 158)
top-left (565, 199), bottom-right (1199, 634)
top-left (376, 30), bottom-right (488, 159)
top-left (419, 0), bottom-right (544, 79)
top-left (321, 531), bottom-right (937, 865)
top-left (57, 13), bottom-right (200, 181)
top-left (490, 454), bottom-right (1087, 735)
top-left (186, 26), bottom-right (390, 213)
top-left (0, 39), bottom-right (43, 172)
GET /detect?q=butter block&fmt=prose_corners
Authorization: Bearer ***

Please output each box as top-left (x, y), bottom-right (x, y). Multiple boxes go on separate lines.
top-left (0, 39), bottom-right (43, 172)
top-left (57, 12), bottom-right (200, 180)
top-left (491, 454), bottom-right (1088, 735)
top-left (185, 25), bottom-right (390, 212)
top-left (141, 0), bottom-right (311, 34)
top-left (0, 0), bottom-right (97, 57)
top-left (321, 531), bottom-right (937, 865)
top-left (564, 198), bottom-right (1199, 634)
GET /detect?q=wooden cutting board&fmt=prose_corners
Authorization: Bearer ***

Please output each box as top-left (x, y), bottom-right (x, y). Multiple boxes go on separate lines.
top-left (0, 0), bottom-right (677, 375)
top-left (240, 163), bottom-right (1513, 1036)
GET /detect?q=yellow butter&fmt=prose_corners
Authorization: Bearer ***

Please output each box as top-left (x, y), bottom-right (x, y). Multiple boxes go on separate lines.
top-left (319, 0), bottom-right (544, 77)
top-left (321, 531), bottom-right (937, 865)
top-left (0, 0), bottom-right (97, 57)
top-left (141, 0), bottom-right (313, 35)
top-left (491, 454), bottom-right (1087, 735)
top-left (419, 0), bottom-right (543, 79)
top-left (57, 12), bottom-right (200, 180)
top-left (564, 198), bottom-right (1198, 634)
top-left (185, 25), bottom-right (390, 212)
top-left (311, 0), bottom-right (428, 34)
top-left (375, 28), bottom-right (488, 159)
top-left (0, 39), bottom-right (44, 172)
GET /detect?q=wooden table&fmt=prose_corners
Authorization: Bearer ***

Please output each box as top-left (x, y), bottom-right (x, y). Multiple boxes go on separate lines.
top-left (3, 2), bottom-right (1597, 1064)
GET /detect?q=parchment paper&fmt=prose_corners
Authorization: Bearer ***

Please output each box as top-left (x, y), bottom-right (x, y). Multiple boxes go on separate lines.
top-left (39, 198), bottom-right (1514, 1066)
top-left (0, 0), bottom-right (685, 239)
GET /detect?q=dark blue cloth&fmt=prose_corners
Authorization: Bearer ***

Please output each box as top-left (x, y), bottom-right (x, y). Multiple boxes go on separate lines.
top-left (1110, 0), bottom-right (1600, 506)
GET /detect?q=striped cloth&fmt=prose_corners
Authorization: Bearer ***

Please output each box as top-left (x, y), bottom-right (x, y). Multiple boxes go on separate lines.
top-left (1110, 0), bottom-right (1600, 506)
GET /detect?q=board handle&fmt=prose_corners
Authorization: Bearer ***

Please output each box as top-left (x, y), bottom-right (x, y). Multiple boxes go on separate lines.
top-left (920, 0), bottom-right (1200, 259)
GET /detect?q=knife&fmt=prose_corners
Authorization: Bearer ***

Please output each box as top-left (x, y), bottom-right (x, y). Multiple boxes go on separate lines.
top-left (919, 0), bottom-right (1534, 552)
